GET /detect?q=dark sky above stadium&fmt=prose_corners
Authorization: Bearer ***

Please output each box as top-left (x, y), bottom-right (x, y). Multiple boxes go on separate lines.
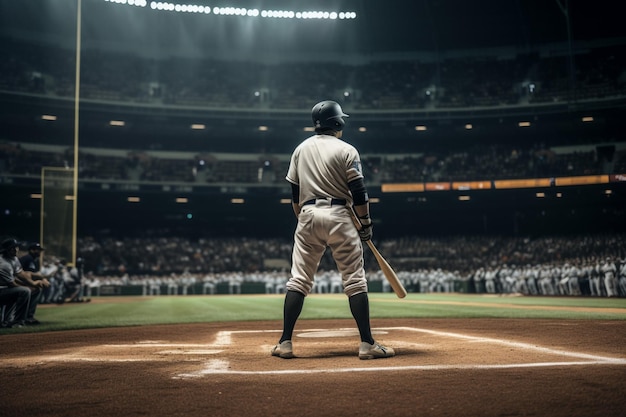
top-left (1, 0), bottom-right (625, 59)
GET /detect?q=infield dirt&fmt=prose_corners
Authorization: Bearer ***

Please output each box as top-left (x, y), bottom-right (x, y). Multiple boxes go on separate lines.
top-left (2, 318), bottom-right (625, 417)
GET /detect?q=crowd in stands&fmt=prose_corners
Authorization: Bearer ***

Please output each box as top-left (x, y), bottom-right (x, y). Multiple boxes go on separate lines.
top-left (2, 38), bottom-right (626, 110)
top-left (3, 39), bottom-right (625, 300)
top-left (3, 39), bottom-right (624, 186)
top-left (2, 141), bottom-right (624, 185)
top-left (32, 233), bottom-right (619, 298)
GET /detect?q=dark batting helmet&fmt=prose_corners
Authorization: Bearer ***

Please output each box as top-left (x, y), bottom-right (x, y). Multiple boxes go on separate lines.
top-left (311, 100), bottom-right (349, 132)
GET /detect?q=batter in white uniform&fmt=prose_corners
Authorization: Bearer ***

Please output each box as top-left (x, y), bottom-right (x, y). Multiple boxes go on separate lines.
top-left (271, 100), bottom-right (394, 360)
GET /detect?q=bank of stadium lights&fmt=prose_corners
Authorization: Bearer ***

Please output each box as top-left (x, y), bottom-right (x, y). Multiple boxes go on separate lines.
top-left (103, 0), bottom-right (357, 19)
top-left (105, 0), bottom-right (148, 6)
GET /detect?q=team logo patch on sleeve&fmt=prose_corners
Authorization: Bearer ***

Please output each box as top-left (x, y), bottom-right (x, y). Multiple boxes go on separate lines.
top-left (351, 161), bottom-right (362, 175)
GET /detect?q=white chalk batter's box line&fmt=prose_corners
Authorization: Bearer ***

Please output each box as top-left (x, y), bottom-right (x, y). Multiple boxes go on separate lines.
top-left (171, 326), bottom-right (626, 378)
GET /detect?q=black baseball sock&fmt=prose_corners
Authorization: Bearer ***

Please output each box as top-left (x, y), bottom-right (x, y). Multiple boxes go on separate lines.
top-left (279, 290), bottom-right (305, 343)
top-left (349, 292), bottom-right (375, 344)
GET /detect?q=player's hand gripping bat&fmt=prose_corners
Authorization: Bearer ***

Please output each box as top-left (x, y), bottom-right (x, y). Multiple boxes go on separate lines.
top-left (350, 212), bottom-right (407, 298)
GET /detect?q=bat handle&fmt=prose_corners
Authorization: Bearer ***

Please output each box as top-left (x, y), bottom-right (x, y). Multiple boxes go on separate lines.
top-left (349, 211), bottom-right (366, 230)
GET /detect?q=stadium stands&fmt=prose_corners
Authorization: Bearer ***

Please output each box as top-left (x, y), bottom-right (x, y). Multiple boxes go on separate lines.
top-left (2, 39), bottom-right (625, 109)
top-left (1, 36), bottom-right (625, 298)
top-left (0, 141), bottom-right (621, 184)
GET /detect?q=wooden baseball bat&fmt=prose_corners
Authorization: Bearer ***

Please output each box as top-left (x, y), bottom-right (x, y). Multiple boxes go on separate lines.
top-left (350, 212), bottom-right (407, 299)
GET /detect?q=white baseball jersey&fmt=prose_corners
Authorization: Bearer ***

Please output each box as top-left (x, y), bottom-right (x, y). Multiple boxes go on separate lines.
top-left (286, 134), bottom-right (363, 205)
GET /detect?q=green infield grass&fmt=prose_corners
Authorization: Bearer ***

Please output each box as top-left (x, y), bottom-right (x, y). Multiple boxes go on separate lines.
top-left (2, 293), bottom-right (626, 334)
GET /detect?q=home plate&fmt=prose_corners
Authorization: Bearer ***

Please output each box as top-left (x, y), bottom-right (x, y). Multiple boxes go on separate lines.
top-left (297, 329), bottom-right (388, 338)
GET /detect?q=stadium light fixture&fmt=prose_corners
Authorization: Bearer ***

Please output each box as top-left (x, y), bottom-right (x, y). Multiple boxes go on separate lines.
top-left (582, 116), bottom-right (594, 122)
top-left (518, 121), bottom-right (531, 127)
top-left (415, 125), bottom-right (427, 131)
top-left (106, 0), bottom-right (147, 6)
top-left (128, 197), bottom-right (141, 202)
top-left (190, 124), bottom-right (206, 130)
top-left (231, 198), bottom-right (245, 204)
top-left (175, 197), bottom-right (189, 203)
top-left (41, 115), bottom-right (57, 121)
top-left (104, 1), bottom-right (357, 19)
top-left (464, 123), bottom-right (473, 130)
top-left (110, 120), bottom-right (125, 126)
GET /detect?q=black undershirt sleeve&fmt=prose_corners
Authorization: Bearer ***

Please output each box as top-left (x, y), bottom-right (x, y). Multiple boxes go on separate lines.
top-left (348, 178), bottom-right (369, 206)
top-left (291, 183), bottom-right (300, 204)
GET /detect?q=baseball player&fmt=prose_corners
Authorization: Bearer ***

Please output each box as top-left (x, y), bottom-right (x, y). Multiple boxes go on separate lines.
top-left (271, 100), bottom-right (394, 360)
top-left (18, 242), bottom-right (50, 324)
top-left (601, 257), bottom-right (618, 297)
top-left (0, 238), bottom-right (49, 328)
